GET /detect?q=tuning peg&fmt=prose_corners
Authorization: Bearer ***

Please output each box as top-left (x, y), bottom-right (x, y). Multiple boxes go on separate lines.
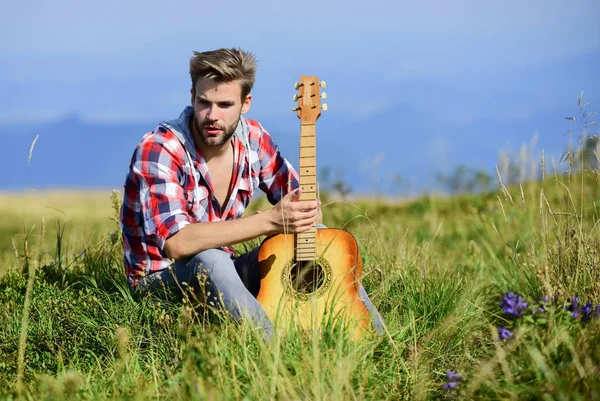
top-left (321, 92), bottom-right (327, 99)
top-left (293, 94), bottom-right (300, 101)
top-left (322, 103), bottom-right (328, 111)
top-left (294, 82), bottom-right (302, 90)
top-left (292, 107), bottom-right (301, 112)
top-left (320, 81), bottom-right (326, 89)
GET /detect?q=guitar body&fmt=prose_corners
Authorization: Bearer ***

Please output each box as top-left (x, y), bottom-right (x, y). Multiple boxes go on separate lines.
top-left (256, 228), bottom-right (370, 335)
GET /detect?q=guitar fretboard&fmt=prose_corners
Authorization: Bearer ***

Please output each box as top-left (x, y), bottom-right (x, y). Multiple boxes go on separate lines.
top-left (296, 123), bottom-right (317, 261)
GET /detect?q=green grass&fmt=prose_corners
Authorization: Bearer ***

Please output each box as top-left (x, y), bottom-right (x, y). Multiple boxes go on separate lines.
top-left (1, 170), bottom-right (600, 400)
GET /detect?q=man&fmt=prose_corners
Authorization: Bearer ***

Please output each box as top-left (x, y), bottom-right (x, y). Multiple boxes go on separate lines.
top-left (120, 48), bottom-right (384, 336)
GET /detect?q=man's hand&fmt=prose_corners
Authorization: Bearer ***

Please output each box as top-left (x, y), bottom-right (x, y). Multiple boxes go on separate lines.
top-left (267, 189), bottom-right (320, 234)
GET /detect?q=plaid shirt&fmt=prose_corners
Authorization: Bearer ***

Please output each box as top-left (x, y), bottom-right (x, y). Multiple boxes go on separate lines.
top-left (120, 106), bottom-right (299, 286)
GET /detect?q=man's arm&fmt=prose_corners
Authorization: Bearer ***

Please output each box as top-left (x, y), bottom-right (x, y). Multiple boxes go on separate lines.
top-left (164, 189), bottom-right (319, 260)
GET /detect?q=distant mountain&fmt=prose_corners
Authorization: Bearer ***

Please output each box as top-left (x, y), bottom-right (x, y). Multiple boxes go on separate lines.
top-left (0, 106), bottom-right (573, 195)
top-left (0, 115), bottom-right (148, 191)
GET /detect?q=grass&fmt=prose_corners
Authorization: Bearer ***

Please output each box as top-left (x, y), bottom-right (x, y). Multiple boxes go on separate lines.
top-left (1, 95), bottom-right (599, 399)
top-left (1, 169), bottom-right (599, 400)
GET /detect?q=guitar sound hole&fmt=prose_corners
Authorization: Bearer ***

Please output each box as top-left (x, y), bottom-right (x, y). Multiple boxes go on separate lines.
top-left (290, 261), bottom-right (325, 294)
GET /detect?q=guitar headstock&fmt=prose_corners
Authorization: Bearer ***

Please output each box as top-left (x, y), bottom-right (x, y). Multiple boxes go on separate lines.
top-left (293, 76), bottom-right (327, 124)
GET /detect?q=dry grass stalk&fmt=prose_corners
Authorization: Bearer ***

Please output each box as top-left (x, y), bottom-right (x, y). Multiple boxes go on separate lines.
top-left (495, 164), bottom-right (513, 204)
top-left (541, 150), bottom-right (545, 183)
top-left (497, 195), bottom-right (507, 222)
top-left (16, 218), bottom-right (45, 395)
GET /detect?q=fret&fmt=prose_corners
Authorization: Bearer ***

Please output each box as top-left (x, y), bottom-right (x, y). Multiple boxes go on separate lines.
top-left (297, 241), bottom-right (316, 248)
top-left (295, 247), bottom-right (317, 253)
top-left (296, 248), bottom-right (317, 254)
top-left (299, 183), bottom-right (316, 189)
top-left (296, 247), bottom-right (316, 252)
top-left (300, 137), bottom-right (316, 147)
top-left (296, 250), bottom-right (317, 255)
top-left (297, 232), bottom-right (316, 238)
top-left (297, 235), bottom-right (316, 242)
top-left (296, 253), bottom-right (317, 258)
top-left (299, 160), bottom-right (316, 167)
top-left (300, 126), bottom-right (316, 138)
top-left (297, 235), bottom-right (316, 240)
top-left (299, 147), bottom-right (316, 157)
top-left (299, 167), bottom-right (316, 175)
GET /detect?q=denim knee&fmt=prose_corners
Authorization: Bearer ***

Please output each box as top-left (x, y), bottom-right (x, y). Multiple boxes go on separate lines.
top-left (169, 249), bottom-right (232, 291)
top-left (186, 249), bottom-right (232, 273)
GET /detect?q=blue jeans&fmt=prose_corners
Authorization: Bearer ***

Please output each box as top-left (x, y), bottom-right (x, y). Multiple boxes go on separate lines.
top-left (139, 246), bottom-right (385, 337)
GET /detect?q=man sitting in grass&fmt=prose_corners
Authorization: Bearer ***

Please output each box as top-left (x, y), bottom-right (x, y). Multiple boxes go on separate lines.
top-left (119, 48), bottom-right (384, 337)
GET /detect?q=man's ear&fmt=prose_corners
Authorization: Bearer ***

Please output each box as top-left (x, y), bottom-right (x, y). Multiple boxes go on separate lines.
top-left (241, 94), bottom-right (252, 114)
top-left (190, 88), bottom-right (195, 106)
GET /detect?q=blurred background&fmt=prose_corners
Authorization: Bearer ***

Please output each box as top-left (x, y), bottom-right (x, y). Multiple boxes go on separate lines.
top-left (1, 0), bottom-right (598, 196)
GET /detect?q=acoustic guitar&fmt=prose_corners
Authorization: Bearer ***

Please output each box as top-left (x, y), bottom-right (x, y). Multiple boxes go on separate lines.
top-left (256, 76), bottom-right (370, 336)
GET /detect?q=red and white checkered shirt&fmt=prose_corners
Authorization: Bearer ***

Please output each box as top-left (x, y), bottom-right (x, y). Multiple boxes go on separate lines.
top-left (120, 106), bottom-right (299, 286)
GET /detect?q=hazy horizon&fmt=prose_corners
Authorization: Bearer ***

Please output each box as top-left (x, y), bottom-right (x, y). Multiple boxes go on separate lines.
top-left (1, 0), bottom-right (598, 194)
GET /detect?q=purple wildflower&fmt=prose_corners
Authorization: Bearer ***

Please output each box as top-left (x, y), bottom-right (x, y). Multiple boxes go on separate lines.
top-left (570, 296), bottom-right (581, 319)
top-left (444, 370), bottom-right (463, 390)
top-left (446, 370), bottom-right (463, 381)
top-left (500, 292), bottom-right (528, 318)
top-left (582, 303), bottom-right (593, 320)
top-left (535, 294), bottom-right (549, 313)
top-left (498, 326), bottom-right (513, 341)
top-left (595, 305), bottom-right (600, 319)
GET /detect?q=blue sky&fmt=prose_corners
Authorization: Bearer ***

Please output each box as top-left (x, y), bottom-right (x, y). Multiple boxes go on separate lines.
top-left (1, 0), bottom-right (599, 192)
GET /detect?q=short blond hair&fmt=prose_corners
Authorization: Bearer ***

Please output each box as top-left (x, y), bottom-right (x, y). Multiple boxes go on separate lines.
top-left (190, 48), bottom-right (257, 99)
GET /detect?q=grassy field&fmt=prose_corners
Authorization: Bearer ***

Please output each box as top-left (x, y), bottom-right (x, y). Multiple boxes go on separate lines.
top-left (1, 167), bottom-right (600, 400)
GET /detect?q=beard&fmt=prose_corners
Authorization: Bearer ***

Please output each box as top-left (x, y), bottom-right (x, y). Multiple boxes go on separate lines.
top-left (192, 115), bottom-right (239, 147)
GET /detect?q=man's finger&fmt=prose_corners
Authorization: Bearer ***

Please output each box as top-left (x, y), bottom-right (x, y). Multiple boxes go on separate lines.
top-left (289, 187), bottom-right (302, 201)
top-left (289, 200), bottom-right (319, 212)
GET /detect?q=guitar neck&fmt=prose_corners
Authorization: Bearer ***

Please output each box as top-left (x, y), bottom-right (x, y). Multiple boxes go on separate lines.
top-left (296, 123), bottom-right (317, 261)
top-left (298, 124), bottom-right (317, 201)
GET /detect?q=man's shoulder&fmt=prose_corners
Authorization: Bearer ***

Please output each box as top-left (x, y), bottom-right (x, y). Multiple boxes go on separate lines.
top-left (244, 118), bottom-right (265, 134)
top-left (243, 117), bottom-right (275, 144)
top-left (137, 125), bottom-right (185, 155)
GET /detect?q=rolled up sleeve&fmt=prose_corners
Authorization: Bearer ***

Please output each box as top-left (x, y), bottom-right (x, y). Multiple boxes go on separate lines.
top-left (132, 141), bottom-right (191, 251)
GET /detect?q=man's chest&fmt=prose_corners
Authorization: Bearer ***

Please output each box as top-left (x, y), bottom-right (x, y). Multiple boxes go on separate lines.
top-left (205, 151), bottom-right (235, 208)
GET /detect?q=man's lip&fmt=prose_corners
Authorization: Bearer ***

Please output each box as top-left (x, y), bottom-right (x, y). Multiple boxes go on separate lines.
top-left (203, 126), bottom-right (221, 134)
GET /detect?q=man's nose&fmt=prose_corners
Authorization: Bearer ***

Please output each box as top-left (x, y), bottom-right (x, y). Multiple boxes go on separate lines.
top-left (207, 105), bottom-right (220, 121)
